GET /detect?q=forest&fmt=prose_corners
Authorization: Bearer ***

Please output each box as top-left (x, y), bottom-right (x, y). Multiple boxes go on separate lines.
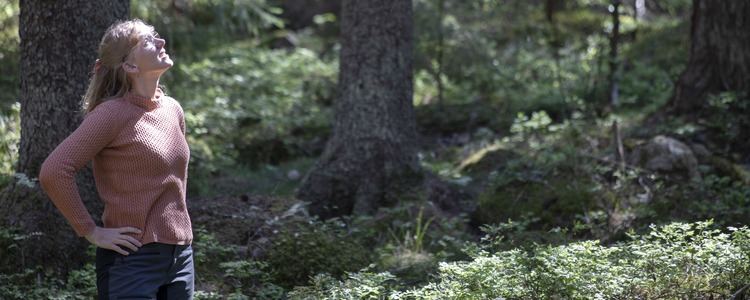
top-left (1, 0), bottom-right (750, 299)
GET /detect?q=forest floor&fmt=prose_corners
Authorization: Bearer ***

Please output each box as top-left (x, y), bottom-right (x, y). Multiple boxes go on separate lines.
top-left (183, 102), bottom-right (750, 296)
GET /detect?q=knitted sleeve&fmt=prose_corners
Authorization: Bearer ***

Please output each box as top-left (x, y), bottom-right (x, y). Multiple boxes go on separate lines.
top-left (39, 104), bottom-right (123, 237)
top-left (177, 100), bottom-right (186, 136)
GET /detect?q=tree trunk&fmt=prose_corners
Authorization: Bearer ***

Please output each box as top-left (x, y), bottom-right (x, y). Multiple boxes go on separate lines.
top-left (435, 0), bottom-right (445, 104)
top-left (609, 0), bottom-right (620, 106)
top-left (546, 0), bottom-right (565, 23)
top-left (0, 0), bottom-right (129, 274)
top-left (671, 0), bottom-right (750, 114)
top-left (547, 0), bottom-right (567, 116)
top-left (296, 0), bottom-right (421, 219)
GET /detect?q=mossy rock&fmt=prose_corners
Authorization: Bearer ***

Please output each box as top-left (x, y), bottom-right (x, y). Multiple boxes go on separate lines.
top-left (474, 179), bottom-right (597, 229)
top-left (709, 156), bottom-right (750, 185)
top-left (265, 227), bottom-right (372, 288)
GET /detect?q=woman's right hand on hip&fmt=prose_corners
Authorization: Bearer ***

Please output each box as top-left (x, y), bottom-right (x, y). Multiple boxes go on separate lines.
top-left (84, 226), bottom-right (143, 255)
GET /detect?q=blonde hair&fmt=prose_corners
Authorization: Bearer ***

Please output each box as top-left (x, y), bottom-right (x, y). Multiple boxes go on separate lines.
top-left (82, 19), bottom-right (154, 115)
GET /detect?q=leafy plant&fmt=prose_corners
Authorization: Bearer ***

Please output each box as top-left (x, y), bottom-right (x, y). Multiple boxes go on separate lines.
top-left (412, 208), bottom-right (437, 254)
top-left (688, 173), bottom-right (750, 228)
top-left (219, 260), bottom-right (284, 299)
top-left (192, 226), bottom-right (240, 285)
top-left (288, 266), bottom-right (400, 300)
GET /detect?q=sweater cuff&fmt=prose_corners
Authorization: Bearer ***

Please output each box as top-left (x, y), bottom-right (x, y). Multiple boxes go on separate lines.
top-left (73, 221), bottom-right (97, 237)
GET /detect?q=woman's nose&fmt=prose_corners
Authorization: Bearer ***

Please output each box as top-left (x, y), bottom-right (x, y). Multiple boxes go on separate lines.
top-left (156, 38), bottom-right (166, 48)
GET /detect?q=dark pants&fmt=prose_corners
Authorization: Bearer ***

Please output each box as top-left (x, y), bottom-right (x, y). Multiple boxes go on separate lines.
top-left (96, 243), bottom-right (194, 300)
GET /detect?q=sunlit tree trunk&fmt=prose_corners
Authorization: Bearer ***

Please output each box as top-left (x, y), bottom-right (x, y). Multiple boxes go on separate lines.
top-left (0, 0), bottom-right (129, 274)
top-left (296, 0), bottom-right (421, 218)
top-left (671, 0), bottom-right (750, 113)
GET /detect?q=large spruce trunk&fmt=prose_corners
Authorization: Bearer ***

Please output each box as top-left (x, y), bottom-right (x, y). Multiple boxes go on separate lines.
top-left (671, 0), bottom-right (750, 113)
top-left (296, 0), bottom-right (421, 218)
top-left (0, 0), bottom-right (129, 274)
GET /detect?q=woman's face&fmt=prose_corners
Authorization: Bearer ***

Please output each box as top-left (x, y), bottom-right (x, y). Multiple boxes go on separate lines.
top-left (128, 24), bottom-right (173, 78)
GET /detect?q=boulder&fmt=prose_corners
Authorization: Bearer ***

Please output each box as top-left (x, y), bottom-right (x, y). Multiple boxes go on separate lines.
top-left (627, 135), bottom-right (700, 182)
top-left (690, 143), bottom-right (711, 164)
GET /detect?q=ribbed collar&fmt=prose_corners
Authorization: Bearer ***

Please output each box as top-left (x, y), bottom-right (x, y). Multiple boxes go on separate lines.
top-left (124, 88), bottom-right (164, 111)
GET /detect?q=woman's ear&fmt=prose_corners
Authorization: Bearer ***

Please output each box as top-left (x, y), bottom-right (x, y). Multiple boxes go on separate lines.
top-left (123, 62), bottom-right (138, 75)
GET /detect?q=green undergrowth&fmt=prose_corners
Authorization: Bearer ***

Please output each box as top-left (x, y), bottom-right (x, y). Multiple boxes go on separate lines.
top-left (165, 45), bottom-right (338, 173)
top-left (0, 265), bottom-right (97, 300)
top-left (423, 97), bottom-right (750, 237)
top-left (0, 102), bottom-right (19, 188)
top-left (5, 218), bottom-right (748, 300)
top-left (290, 220), bottom-right (750, 300)
top-left (422, 112), bottom-right (631, 238)
top-left (0, 199), bottom-right (472, 299)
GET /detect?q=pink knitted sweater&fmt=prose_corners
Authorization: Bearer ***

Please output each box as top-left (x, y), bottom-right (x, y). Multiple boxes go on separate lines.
top-left (39, 90), bottom-right (192, 245)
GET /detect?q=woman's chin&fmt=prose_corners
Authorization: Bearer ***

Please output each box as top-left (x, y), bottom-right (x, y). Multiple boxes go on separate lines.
top-left (157, 60), bottom-right (174, 71)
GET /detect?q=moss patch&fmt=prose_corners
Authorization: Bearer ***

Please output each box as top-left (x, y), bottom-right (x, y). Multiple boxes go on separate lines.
top-left (474, 179), bottom-right (597, 229)
top-left (265, 225), bottom-right (372, 288)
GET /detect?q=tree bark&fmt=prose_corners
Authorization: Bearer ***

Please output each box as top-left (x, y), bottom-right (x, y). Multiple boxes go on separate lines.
top-left (296, 0), bottom-right (421, 219)
top-left (671, 0), bottom-right (750, 114)
top-left (0, 0), bottom-right (129, 274)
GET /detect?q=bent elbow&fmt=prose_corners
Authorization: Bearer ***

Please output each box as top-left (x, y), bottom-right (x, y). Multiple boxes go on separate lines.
top-left (39, 161), bottom-right (51, 190)
top-left (39, 157), bottom-right (58, 192)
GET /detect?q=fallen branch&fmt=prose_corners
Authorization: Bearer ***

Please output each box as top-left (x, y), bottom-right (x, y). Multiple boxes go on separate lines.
top-left (513, 183), bottom-right (530, 205)
top-left (613, 120), bottom-right (626, 172)
top-left (728, 281), bottom-right (750, 300)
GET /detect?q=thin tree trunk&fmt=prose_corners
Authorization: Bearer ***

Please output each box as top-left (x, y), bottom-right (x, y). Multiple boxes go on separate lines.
top-left (546, 0), bottom-right (565, 22)
top-left (296, 0), bottom-right (421, 219)
top-left (671, 0), bottom-right (750, 114)
top-left (609, 0), bottom-right (620, 106)
top-left (613, 120), bottom-right (625, 172)
top-left (0, 0), bottom-right (129, 274)
top-left (547, 0), bottom-right (567, 117)
top-left (436, 0), bottom-right (445, 105)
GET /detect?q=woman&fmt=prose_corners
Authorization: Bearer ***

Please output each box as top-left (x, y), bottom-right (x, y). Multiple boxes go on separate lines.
top-left (39, 19), bottom-right (194, 300)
